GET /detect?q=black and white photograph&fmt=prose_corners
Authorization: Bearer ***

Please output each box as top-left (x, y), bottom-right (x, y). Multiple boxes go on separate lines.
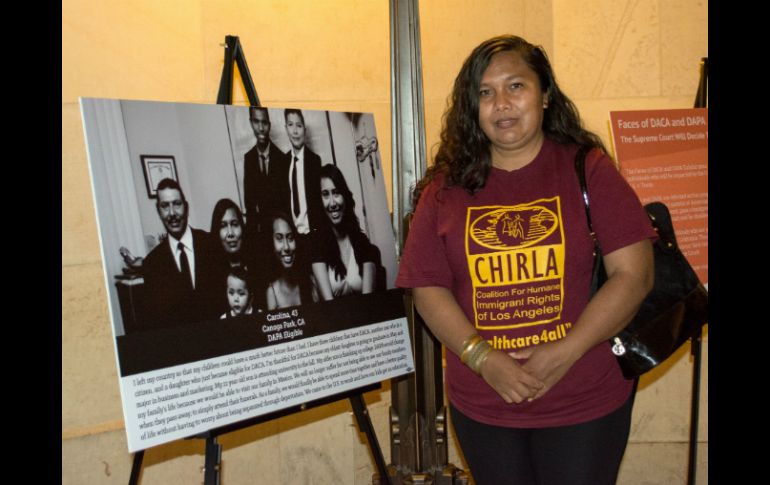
top-left (83, 99), bottom-right (397, 337)
top-left (81, 98), bottom-right (411, 451)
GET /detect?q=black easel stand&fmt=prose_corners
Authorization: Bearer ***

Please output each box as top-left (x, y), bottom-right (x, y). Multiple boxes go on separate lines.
top-left (128, 35), bottom-right (393, 485)
top-left (351, 394), bottom-right (392, 483)
top-left (686, 57), bottom-right (707, 485)
top-left (687, 329), bottom-right (703, 485)
top-left (203, 433), bottom-right (222, 485)
top-left (128, 450), bottom-right (144, 485)
top-left (387, 1), bottom-right (469, 483)
top-left (216, 35), bottom-right (260, 107)
top-left (128, 388), bottom-right (391, 485)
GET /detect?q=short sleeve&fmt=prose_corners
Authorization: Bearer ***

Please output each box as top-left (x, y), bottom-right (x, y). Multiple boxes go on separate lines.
top-left (585, 150), bottom-right (657, 254)
top-left (396, 179), bottom-right (455, 289)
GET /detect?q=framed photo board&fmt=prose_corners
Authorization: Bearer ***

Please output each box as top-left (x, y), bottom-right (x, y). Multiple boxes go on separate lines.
top-left (81, 98), bottom-right (410, 452)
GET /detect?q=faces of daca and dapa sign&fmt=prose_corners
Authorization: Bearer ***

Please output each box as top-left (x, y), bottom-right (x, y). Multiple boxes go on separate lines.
top-left (609, 108), bottom-right (708, 285)
top-left (81, 98), bottom-right (413, 451)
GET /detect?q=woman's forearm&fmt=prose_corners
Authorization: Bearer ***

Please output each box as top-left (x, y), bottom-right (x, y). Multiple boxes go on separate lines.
top-left (413, 286), bottom-right (478, 356)
top-left (312, 262), bottom-right (334, 301)
top-left (362, 262), bottom-right (375, 294)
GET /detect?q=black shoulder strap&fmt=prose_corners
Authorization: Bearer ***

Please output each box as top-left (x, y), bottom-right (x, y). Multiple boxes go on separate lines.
top-left (575, 145), bottom-right (608, 295)
top-left (574, 145), bottom-right (598, 245)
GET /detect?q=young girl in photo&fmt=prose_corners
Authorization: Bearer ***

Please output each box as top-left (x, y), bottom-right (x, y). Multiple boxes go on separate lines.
top-left (221, 267), bottom-right (254, 319)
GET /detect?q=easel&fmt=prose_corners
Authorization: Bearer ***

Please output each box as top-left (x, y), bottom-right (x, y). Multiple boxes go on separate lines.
top-left (129, 385), bottom-right (389, 485)
top-left (387, 1), bottom-right (468, 483)
top-left (128, 35), bottom-right (393, 485)
top-left (687, 56), bottom-right (707, 485)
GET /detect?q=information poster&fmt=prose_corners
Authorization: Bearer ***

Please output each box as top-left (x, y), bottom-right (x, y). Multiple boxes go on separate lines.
top-left (609, 108), bottom-right (708, 285)
top-left (81, 99), bottom-right (414, 451)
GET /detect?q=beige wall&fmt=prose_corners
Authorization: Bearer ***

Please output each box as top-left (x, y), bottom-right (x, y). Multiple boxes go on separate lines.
top-left (62, 1), bottom-right (707, 483)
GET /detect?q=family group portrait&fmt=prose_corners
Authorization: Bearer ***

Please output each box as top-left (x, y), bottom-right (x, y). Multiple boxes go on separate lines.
top-left (82, 99), bottom-right (397, 338)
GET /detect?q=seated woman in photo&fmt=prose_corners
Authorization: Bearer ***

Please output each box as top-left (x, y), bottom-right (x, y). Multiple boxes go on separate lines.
top-left (311, 164), bottom-right (377, 300)
top-left (210, 198), bottom-right (249, 269)
top-left (209, 198), bottom-right (259, 314)
top-left (265, 211), bottom-right (318, 310)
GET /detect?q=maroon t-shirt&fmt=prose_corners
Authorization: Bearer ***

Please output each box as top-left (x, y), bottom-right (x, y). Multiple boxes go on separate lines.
top-left (396, 139), bottom-right (656, 428)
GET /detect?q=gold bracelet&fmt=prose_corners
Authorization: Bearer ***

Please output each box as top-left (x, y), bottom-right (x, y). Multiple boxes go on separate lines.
top-left (466, 340), bottom-right (493, 375)
top-left (460, 334), bottom-right (484, 364)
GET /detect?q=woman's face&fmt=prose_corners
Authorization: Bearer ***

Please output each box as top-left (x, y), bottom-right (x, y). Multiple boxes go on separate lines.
top-left (219, 208), bottom-right (243, 254)
top-left (272, 218), bottom-right (296, 269)
top-left (477, 50), bottom-right (547, 169)
top-left (321, 177), bottom-right (345, 225)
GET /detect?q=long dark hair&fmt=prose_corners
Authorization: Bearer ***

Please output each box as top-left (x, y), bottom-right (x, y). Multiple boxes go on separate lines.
top-left (264, 210), bottom-right (300, 279)
top-left (318, 164), bottom-right (370, 280)
top-left (265, 210), bottom-right (316, 305)
top-left (413, 35), bottom-right (608, 208)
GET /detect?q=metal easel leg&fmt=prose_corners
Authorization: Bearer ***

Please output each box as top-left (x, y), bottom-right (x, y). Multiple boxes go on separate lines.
top-left (687, 57), bottom-right (707, 485)
top-left (128, 450), bottom-right (144, 485)
top-left (686, 329), bottom-right (703, 485)
top-left (203, 435), bottom-right (222, 485)
top-left (350, 394), bottom-right (393, 485)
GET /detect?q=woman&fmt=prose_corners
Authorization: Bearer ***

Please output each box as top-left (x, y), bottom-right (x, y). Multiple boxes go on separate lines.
top-left (396, 36), bottom-right (655, 485)
top-left (209, 198), bottom-right (247, 267)
top-left (312, 164), bottom-right (377, 299)
top-left (265, 211), bottom-right (318, 310)
top-left (209, 198), bottom-right (255, 313)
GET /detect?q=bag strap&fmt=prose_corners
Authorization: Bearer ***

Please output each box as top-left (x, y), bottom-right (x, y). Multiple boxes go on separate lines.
top-left (574, 145), bottom-right (609, 297)
top-left (574, 145), bottom-right (598, 246)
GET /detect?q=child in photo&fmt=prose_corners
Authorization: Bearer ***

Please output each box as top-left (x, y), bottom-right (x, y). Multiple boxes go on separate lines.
top-left (221, 267), bottom-right (254, 319)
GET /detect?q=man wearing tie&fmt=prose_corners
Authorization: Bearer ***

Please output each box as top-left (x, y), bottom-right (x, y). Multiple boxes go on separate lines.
top-left (243, 107), bottom-right (289, 232)
top-left (140, 178), bottom-right (217, 330)
top-left (284, 108), bottom-right (323, 241)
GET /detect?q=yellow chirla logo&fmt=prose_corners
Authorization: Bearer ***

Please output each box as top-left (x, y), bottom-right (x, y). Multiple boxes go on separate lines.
top-left (469, 205), bottom-right (558, 250)
top-left (466, 198), bottom-right (565, 330)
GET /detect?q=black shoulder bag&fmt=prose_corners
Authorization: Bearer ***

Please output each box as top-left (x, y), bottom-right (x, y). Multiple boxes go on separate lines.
top-left (575, 146), bottom-right (709, 378)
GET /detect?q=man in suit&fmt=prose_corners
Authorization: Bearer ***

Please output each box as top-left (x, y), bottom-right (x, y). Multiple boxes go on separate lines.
top-left (140, 178), bottom-right (218, 330)
top-left (243, 107), bottom-right (289, 233)
top-left (283, 108), bottom-right (324, 239)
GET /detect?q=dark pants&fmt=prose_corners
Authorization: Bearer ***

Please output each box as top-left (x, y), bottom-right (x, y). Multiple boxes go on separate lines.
top-left (450, 389), bottom-right (635, 485)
